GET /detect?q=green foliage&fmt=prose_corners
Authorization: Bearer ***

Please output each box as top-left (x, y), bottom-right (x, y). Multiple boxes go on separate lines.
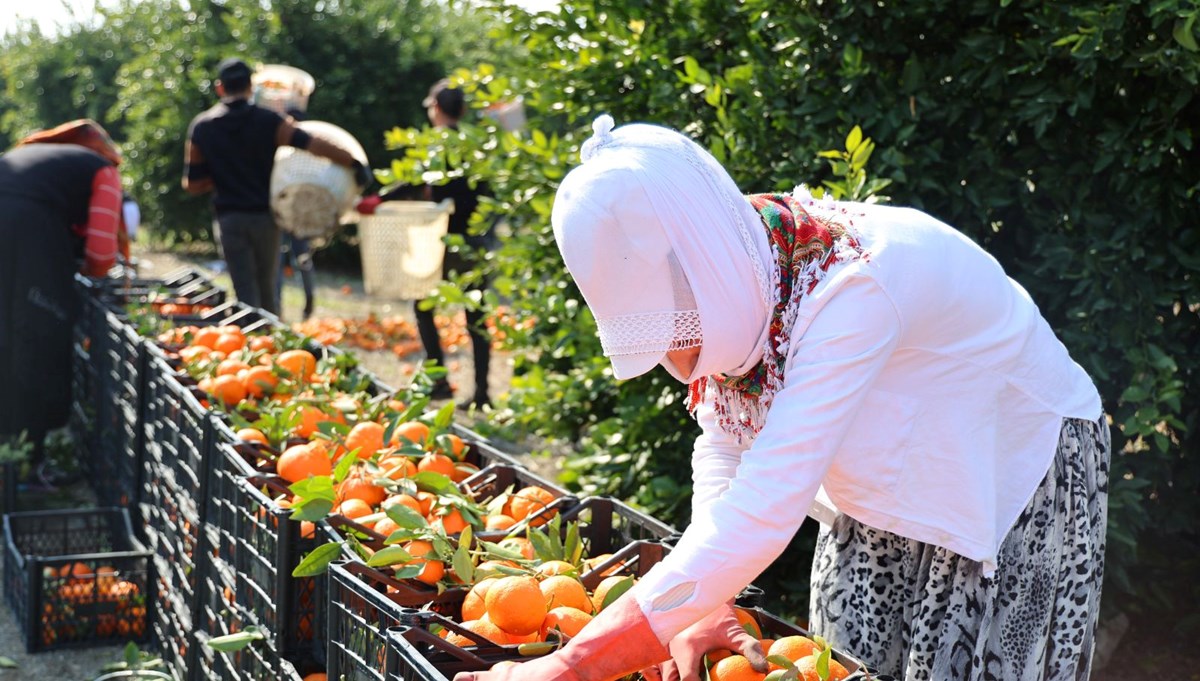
top-left (381, 0), bottom-right (1199, 621)
top-left (96, 641), bottom-right (165, 676)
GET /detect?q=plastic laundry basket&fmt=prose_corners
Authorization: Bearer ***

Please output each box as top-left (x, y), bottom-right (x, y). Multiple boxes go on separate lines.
top-left (270, 120), bottom-right (368, 240)
top-left (357, 200), bottom-right (455, 300)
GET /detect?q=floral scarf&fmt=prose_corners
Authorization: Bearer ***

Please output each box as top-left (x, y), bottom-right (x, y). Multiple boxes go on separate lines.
top-left (687, 189), bottom-right (866, 442)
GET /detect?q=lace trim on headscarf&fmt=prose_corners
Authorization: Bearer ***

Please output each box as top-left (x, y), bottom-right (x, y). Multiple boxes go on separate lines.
top-left (686, 186), bottom-right (867, 442)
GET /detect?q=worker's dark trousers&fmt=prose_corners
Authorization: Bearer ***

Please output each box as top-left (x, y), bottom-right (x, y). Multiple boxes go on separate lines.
top-left (214, 210), bottom-right (281, 315)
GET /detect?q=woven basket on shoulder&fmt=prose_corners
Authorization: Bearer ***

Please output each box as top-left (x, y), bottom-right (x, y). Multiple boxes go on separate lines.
top-left (270, 120), bottom-right (367, 240)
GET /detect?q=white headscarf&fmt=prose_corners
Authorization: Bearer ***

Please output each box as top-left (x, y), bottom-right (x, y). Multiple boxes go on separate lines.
top-left (551, 115), bottom-right (776, 382)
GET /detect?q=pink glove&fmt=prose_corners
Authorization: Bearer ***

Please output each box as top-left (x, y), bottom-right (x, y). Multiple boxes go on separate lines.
top-left (640, 603), bottom-right (767, 681)
top-left (452, 594), bottom-right (670, 681)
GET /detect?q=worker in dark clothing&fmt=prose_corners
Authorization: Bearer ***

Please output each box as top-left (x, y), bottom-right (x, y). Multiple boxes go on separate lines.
top-left (356, 80), bottom-right (495, 408)
top-left (420, 80), bottom-right (494, 408)
top-left (183, 57), bottom-right (369, 314)
top-left (0, 120), bottom-right (127, 490)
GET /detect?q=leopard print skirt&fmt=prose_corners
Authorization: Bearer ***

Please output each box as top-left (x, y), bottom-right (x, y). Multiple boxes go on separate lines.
top-left (808, 416), bottom-right (1110, 681)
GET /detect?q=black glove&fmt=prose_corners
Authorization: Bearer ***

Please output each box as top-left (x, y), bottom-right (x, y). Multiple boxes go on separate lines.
top-left (351, 160), bottom-right (373, 191)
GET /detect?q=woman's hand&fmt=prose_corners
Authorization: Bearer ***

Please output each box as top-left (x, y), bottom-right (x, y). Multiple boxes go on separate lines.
top-left (640, 602), bottom-right (767, 681)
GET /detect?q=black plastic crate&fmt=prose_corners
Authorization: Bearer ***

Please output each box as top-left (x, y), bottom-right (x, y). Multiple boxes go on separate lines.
top-left (91, 312), bottom-right (146, 508)
top-left (149, 576), bottom-right (197, 681)
top-left (71, 295), bottom-right (104, 479)
top-left (141, 489), bottom-right (204, 618)
top-left (381, 593), bottom-right (873, 681)
top-left (142, 354), bottom-right (211, 525)
top-left (2, 507), bottom-right (151, 652)
top-left (203, 465), bottom-right (326, 670)
top-left (447, 424), bottom-right (522, 470)
top-left (558, 496), bottom-right (677, 555)
top-left (81, 267), bottom-right (227, 313)
top-left (193, 547), bottom-right (305, 681)
top-left (327, 541), bottom-right (674, 681)
top-left (326, 561), bottom-right (470, 681)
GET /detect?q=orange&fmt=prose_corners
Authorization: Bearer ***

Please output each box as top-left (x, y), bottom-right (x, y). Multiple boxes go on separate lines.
top-left (381, 494), bottom-right (421, 515)
top-left (445, 619), bottom-right (506, 647)
top-left (709, 655), bottom-right (766, 681)
top-left (241, 366), bottom-right (278, 398)
top-left (216, 358), bottom-right (251, 376)
top-left (498, 536), bottom-right (534, 560)
top-left (707, 649), bottom-right (734, 668)
top-left (796, 655), bottom-right (849, 681)
top-left (484, 514), bottom-right (516, 531)
top-left (344, 421), bottom-right (385, 460)
top-left (336, 468), bottom-right (386, 506)
top-left (767, 635), bottom-right (821, 670)
top-left (295, 405), bottom-right (343, 438)
top-left (60, 561), bottom-right (93, 581)
top-left (192, 327), bottom-right (221, 349)
top-left (539, 575), bottom-right (592, 613)
top-left (483, 575), bottom-right (546, 636)
top-left (450, 462), bottom-right (480, 483)
top-left (235, 428), bottom-right (269, 445)
top-left (379, 456), bottom-right (417, 480)
top-left (539, 606), bottom-right (593, 639)
top-left (535, 560), bottom-right (576, 577)
top-left (208, 374), bottom-right (247, 406)
top-left (249, 335), bottom-right (276, 352)
top-left (415, 491), bottom-right (437, 516)
top-left (402, 540), bottom-right (444, 585)
top-left (440, 433), bottom-right (466, 460)
top-left (508, 486), bottom-right (556, 526)
top-left (276, 349), bottom-right (318, 381)
top-left (461, 578), bottom-right (498, 621)
top-left (417, 453), bottom-right (455, 477)
top-left (373, 518), bottom-right (401, 538)
top-left (432, 507), bottom-right (467, 534)
top-left (760, 639), bottom-right (775, 655)
top-left (276, 443), bottom-right (332, 483)
top-left (475, 559), bottom-right (520, 576)
top-left (503, 629), bottom-right (541, 644)
top-left (302, 674), bottom-right (326, 681)
top-left (178, 345), bottom-right (211, 363)
top-left (336, 498), bottom-right (374, 523)
top-left (390, 420), bottom-right (430, 446)
top-left (583, 553), bottom-right (625, 577)
top-left (213, 332), bottom-right (245, 354)
top-left (734, 607), bottom-right (763, 639)
top-left (590, 575), bottom-right (631, 613)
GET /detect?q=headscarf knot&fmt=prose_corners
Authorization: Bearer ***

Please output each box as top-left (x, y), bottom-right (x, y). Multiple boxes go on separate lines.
top-left (580, 114), bottom-right (616, 162)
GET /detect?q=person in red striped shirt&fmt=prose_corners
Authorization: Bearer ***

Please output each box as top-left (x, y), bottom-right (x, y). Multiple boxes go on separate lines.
top-left (0, 119), bottom-right (128, 489)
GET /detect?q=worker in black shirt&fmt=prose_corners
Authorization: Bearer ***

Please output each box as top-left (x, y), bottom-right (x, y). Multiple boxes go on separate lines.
top-left (420, 80), bottom-right (495, 409)
top-left (183, 58), bottom-right (369, 314)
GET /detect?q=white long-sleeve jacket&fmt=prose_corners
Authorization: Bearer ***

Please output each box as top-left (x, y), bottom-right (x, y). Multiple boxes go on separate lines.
top-left (631, 201), bottom-right (1103, 643)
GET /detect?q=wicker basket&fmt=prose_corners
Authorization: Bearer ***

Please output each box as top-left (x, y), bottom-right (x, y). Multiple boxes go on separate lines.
top-left (270, 120), bottom-right (368, 240)
top-left (253, 64), bottom-right (316, 115)
top-left (358, 200), bottom-right (455, 300)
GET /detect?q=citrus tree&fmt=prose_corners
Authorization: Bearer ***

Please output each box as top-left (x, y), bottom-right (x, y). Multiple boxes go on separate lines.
top-left (380, 0), bottom-right (1200, 620)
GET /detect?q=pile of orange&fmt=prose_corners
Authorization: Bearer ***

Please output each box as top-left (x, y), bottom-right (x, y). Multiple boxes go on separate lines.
top-left (705, 615), bottom-right (851, 681)
top-left (41, 562), bottom-right (146, 646)
top-left (442, 569), bottom-right (636, 649)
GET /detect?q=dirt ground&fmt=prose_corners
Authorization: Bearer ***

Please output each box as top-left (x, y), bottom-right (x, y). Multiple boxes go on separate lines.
top-left (2, 243), bottom-right (1195, 679)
